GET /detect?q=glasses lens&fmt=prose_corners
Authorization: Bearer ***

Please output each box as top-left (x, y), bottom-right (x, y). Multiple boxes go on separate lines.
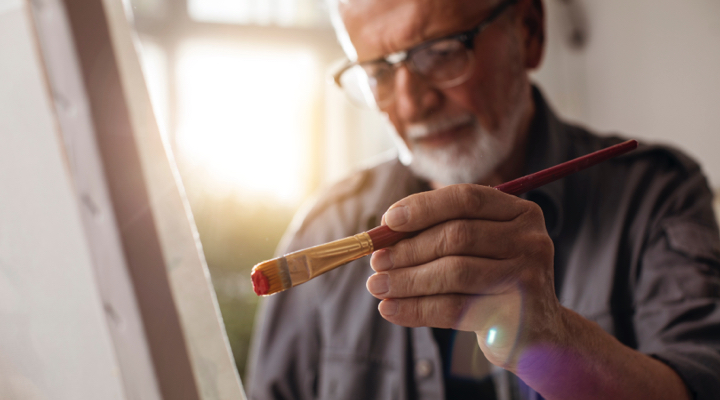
top-left (410, 39), bottom-right (472, 86)
top-left (338, 65), bottom-right (379, 108)
top-left (361, 62), bottom-right (395, 105)
top-left (335, 38), bottom-right (473, 108)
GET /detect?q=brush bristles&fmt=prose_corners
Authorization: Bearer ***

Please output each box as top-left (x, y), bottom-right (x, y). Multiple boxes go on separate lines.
top-left (252, 257), bottom-right (291, 296)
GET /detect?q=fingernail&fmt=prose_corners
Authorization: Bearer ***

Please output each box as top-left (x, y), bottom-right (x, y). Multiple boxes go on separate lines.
top-left (384, 206), bottom-right (408, 228)
top-left (370, 249), bottom-right (394, 271)
top-left (367, 273), bottom-right (389, 295)
top-left (379, 299), bottom-right (398, 316)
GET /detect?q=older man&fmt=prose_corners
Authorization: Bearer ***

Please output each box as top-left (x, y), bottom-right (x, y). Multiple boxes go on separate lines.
top-left (248, 0), bottom-right (720, 399)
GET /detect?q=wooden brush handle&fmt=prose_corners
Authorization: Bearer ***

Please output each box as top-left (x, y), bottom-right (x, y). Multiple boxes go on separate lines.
top-left (366, 140), bottom-right (638, 251)
top-left (494, 139), bottom-right (637, 196)
top-left (367, 225), bottom-right (414, 250)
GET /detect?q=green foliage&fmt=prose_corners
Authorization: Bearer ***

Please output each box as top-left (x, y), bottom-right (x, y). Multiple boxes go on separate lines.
top-left (184, 179), bottom-right (297, 381)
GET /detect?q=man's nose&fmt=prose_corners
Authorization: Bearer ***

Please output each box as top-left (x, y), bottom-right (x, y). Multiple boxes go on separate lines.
top-left (393, 65), bottom-right (442, 121)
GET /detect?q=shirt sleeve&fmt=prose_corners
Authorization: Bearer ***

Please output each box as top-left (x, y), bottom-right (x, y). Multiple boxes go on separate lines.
top-left (245, 167), bottom-right (380, 400)
top-left (634, 166), bottom-right (720, 400)
top-left (247, 283), bottom-right (322, 400)
top-left (246, 227), bottom-right (325, 400)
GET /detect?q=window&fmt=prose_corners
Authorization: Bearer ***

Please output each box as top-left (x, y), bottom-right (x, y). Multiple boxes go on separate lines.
top-left (175, 41), bottom-right (317, 203)
top-left (187, 0), bottom-right (329, 27)
top-left (130, 0), bottom-right (393, 380)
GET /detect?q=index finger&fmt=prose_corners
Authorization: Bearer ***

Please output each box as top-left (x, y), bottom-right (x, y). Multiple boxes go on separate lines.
top-left (382, 184), bottom-right (527, 232)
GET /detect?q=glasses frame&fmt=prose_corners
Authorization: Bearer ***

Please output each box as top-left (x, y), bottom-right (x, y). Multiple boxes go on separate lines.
top-left (331, 0), bottom-right (519, 107)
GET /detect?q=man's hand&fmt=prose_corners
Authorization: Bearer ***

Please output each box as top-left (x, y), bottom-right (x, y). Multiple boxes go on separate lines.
top-left (366, 184), bottom-right (563, 368)
top-left (366, 184), bottom-right (691, 400)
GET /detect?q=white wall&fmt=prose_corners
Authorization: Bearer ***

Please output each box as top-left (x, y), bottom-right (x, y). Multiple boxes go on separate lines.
top-left (535, 0), bottom-right (720, 187)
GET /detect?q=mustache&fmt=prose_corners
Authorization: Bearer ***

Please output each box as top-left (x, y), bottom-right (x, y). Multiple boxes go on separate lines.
top-left (405, 114), bottom-right (476, 140)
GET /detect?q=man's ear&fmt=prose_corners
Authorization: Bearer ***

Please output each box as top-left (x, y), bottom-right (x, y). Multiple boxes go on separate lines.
top-left (519, 0), bottom-right (545, 69)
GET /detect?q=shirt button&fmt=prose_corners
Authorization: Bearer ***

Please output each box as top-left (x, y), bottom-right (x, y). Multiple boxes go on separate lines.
top-left (415, 359), bottom-right (433, 379)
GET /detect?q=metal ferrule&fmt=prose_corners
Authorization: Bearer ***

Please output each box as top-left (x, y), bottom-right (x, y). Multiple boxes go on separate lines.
top-left (283, 232), bottom-right (374, 286)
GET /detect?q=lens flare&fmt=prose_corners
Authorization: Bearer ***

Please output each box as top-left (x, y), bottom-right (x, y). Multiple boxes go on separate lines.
top-left (486, 327), bottom-right (498, 346)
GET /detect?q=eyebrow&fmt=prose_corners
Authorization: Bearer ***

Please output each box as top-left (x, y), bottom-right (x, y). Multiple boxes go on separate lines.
top-left (360, 0), bottom-right (516, 66)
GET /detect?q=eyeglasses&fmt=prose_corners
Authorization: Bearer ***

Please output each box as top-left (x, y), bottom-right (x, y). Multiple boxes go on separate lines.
top-left (332, 0), bottom-right (518, 109)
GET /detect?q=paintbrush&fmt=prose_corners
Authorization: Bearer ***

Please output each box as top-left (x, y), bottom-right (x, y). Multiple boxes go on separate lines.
top-left (252, 139), bottom-right (638, 296)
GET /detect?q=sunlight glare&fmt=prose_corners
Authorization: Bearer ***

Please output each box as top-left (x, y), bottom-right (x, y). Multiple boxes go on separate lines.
top-left (176, 41), bottom-right (317, 203)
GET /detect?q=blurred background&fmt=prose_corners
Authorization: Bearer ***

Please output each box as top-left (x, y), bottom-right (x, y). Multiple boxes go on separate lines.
top-left (126, 0), bottom-right (394, 381)
top-left (125, 0), bottom-right (720, 382)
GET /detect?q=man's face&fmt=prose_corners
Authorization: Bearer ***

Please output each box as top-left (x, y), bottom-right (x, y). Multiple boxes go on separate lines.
top-left (340, 0), bottom-right (543, 186)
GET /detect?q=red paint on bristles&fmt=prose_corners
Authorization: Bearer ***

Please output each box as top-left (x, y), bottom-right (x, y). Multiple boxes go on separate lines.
top-left (367, 140), bottom-right (638, 251)
top-left (252, 269), bottom-right (270, 296)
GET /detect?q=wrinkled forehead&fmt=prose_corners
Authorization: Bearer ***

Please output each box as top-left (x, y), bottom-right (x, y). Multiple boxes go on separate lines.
top-left (339, 0), bottom-right (500, 62)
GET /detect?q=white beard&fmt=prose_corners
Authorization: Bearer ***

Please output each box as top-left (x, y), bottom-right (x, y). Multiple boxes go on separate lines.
top-left (403, 100), bottom-right (527, 186)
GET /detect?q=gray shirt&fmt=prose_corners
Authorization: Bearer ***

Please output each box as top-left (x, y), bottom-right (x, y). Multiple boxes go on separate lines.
top-left (248, 90), bottom-right (720, 400)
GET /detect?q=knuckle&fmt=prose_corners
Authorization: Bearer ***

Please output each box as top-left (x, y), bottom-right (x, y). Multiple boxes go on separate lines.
top-left (456, 184), bottom-right (484, 210)
top-left (395, 239), bottom-right (420, 266)
top-left (516, 201), bottom-right (548, 233)
top-left (404, 269), bottom-right (418, 293)
top-left (521, 200), bottom-right (541, 217)
top-left (526, 201), bottom-right (546, 224)
top-left (416, 298), bottom-right (432, 324)
top-left (388, 268), bottom-right (411, 297)
top-left (454, 183), bottom-right (473, 199)
top-left (445, 257), bottom-right (473, 292)
top-left (443, 221), bottom-right (472, 253)
top-left (406, 241), bottom-right (421, 265)
top-left (437, 228), bottom-right (450, 257)
top-left (534, 234), bottom-right (554, 258)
